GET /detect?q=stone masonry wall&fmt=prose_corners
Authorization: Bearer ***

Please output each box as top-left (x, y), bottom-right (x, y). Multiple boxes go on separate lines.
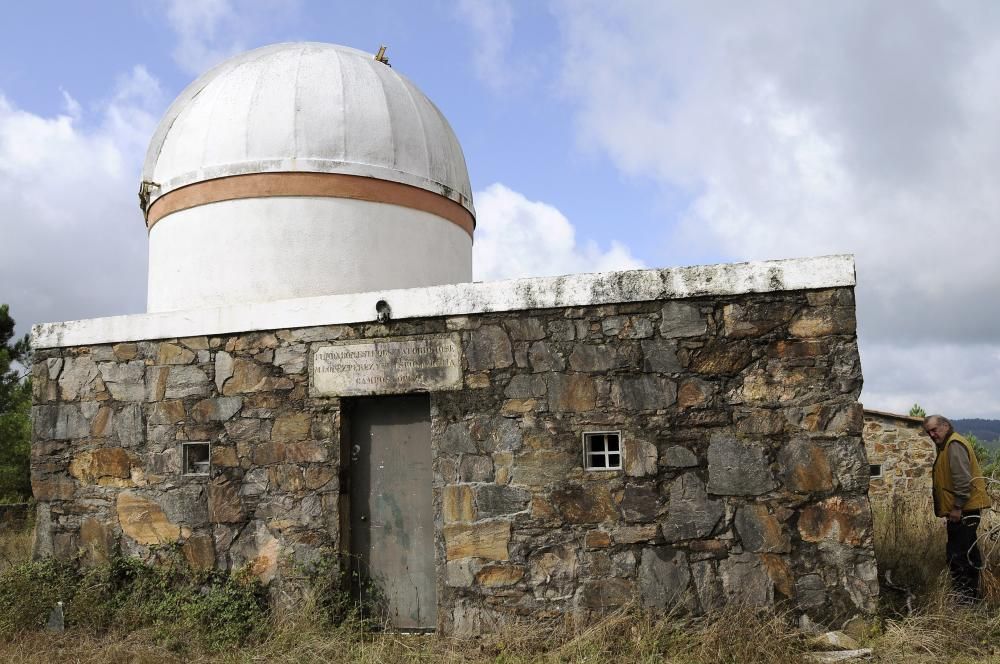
top-left (863, 411), bottom-right (933, 507)
top-left (30, 286), bottom-right (877, 632)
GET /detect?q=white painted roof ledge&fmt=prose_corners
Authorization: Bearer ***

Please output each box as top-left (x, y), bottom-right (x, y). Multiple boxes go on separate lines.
top-left (33, 254), bottom-right (855, 349)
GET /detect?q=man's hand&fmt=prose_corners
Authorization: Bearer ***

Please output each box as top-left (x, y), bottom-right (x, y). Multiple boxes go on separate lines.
top-left (948, 508), bottom-right (963, 523)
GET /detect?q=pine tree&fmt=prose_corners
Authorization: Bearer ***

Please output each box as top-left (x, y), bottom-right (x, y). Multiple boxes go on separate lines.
top-left (909, 403), bottom-right (926, 418)
top-left (0, 305), bottom-right (32, 500)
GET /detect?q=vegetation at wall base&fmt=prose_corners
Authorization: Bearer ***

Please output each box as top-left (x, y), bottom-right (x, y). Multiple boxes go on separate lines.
top-left (0, 513), bottom-right (995, 662)
top-left (0, 549), bottom-right (270, 654)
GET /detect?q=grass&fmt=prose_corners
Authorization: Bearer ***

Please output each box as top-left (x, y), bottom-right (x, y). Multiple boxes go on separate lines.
top-left (0, 553), bottom-right (269, 653)
top-left (871, 493), bottom-right (947, 603)
top-left (0, 602), bottom-right (815, 664)
top-left (0, 497), bottom-right (997, 663)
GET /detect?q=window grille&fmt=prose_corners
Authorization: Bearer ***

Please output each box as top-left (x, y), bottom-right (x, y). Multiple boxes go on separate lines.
top-left (583, 431), bottom-right (622, 471)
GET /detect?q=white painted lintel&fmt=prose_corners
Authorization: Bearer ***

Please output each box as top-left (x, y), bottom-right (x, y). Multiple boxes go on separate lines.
top-left (32, 254), bottom-right (855, 349)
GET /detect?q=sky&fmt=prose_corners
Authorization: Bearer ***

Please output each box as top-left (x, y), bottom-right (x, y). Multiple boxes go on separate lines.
top-left (1, 0), bottom-right (998, 418)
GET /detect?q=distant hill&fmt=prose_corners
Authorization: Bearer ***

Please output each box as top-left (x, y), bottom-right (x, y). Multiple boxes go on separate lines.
top-left (954, 418), bottom-right (1000, 446)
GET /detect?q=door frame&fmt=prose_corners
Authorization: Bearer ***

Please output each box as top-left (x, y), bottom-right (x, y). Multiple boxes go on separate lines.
top-left (339, 393), bottom-right (437, 631)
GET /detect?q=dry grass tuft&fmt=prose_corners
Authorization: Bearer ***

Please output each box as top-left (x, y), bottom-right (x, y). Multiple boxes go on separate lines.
top-left (0, 528), bottom-right (32, 570)
top-left (871, 495), bottom-right (947, 599)
top-left (686, 605), bottom-right (807, 664)
top-left (0, 601), bottom-right (809, 664)
top-left (869, 599), bottom-right (1000, 663)
top-left (0, 630), bottom-right (189, 664)
top-left (867, 494), bottom-right (1000, 663)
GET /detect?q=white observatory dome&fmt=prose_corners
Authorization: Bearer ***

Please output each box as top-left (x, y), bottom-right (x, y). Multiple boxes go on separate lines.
top-left (141, 42), bottom-right (475, 312)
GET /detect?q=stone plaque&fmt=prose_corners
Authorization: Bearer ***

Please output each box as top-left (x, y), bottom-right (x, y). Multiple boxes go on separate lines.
top-left (311, 334), bottom-right (462, 396)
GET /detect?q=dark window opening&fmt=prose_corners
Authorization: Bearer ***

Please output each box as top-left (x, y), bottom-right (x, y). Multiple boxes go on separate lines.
top-left (183, 442), bottom-right (211, 476)
top-left (583, 431), bottom-right (623, 471)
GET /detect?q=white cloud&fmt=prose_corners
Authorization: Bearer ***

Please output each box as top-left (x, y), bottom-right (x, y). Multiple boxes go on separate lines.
top-left (163, 0), bottom-right (300, 75)
top-left (164, 0), bottom-right (242, 75)
top-left (456, 0), bottom-right (514, 89)
top-left (555, 2), bottom-right (1000, 417)
top-left (0, 67), bottom-right (161, 333)
top-left (455, 0), bottom-right (541, 92)
top-left (59, 90), bottom-right (81, 120)
top-left (860, 342), bottom-right (1000, 418)
top-left (473, 182), bottom-right (644, 281)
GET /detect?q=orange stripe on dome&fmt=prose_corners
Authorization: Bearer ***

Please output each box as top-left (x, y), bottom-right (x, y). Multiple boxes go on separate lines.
top-left (145, 172), bottom-right (476, 238)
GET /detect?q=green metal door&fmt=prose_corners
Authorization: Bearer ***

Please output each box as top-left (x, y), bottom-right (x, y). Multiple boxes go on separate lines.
top-left (348, 394), bottom-right (436, 630)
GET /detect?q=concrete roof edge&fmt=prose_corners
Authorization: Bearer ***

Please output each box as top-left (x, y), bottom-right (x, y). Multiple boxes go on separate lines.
top-left (32, 254), bottom-right (855, 349)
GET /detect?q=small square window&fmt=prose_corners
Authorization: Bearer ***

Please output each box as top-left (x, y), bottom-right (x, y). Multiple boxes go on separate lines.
top-left (583, 431), bottom-right (623, 471)
top-left (869, 464), bottom-right (882, 478)
top-left (182, 442), bottom-right (211, 476)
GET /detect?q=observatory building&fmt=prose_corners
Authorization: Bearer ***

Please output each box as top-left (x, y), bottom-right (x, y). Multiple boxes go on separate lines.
top-left (141, 43), bottom-right (475, 312)
top-left (31, 43), bottom-right (878, 633)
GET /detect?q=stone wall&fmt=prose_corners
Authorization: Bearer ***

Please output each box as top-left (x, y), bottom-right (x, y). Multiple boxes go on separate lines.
top-left (863, 410), bottom-right (933, 506)
top-left (30, 285), bottom-right (877, 631)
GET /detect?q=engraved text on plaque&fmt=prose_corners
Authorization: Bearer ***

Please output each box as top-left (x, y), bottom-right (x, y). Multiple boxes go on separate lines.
top-left (311, 334), bottom-right (462, 396)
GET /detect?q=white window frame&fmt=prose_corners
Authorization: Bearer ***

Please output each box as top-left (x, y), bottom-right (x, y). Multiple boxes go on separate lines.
top-left (869, 463), bottom-right (883, 478)
top-left (181, 442), bottom-right (211, 476)
top-left (582, 431), bottom-right (623, 471)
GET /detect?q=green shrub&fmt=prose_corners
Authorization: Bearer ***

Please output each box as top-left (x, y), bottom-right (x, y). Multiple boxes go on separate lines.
top-left (299, 551), bottom-right (388, 630)
top-left (0, 553), bottom-right (269, 653)
top-left (0, 557), bottom-right (78, 636)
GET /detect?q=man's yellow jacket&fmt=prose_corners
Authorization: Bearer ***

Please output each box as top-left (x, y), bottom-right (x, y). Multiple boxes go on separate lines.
top-left (932, 433), bottom-right (991, 516)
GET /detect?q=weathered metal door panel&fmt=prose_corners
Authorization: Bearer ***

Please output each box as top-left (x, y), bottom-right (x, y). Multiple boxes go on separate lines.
top-left (349, 394), bottom-right (436, 630)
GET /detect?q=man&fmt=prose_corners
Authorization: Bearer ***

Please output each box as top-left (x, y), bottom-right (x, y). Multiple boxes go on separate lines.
top-left (923, 414), bottom-right (991, 603)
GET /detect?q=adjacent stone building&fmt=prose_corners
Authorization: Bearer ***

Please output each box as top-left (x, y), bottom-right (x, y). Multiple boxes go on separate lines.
top-left (863, 409), bottom-right (934, 505)
top-left (30, 42), bottom-right (879, 633)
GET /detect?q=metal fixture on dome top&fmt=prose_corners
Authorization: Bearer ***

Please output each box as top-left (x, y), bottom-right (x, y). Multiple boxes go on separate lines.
top-left (375, 44), bottom-right (390, 66)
